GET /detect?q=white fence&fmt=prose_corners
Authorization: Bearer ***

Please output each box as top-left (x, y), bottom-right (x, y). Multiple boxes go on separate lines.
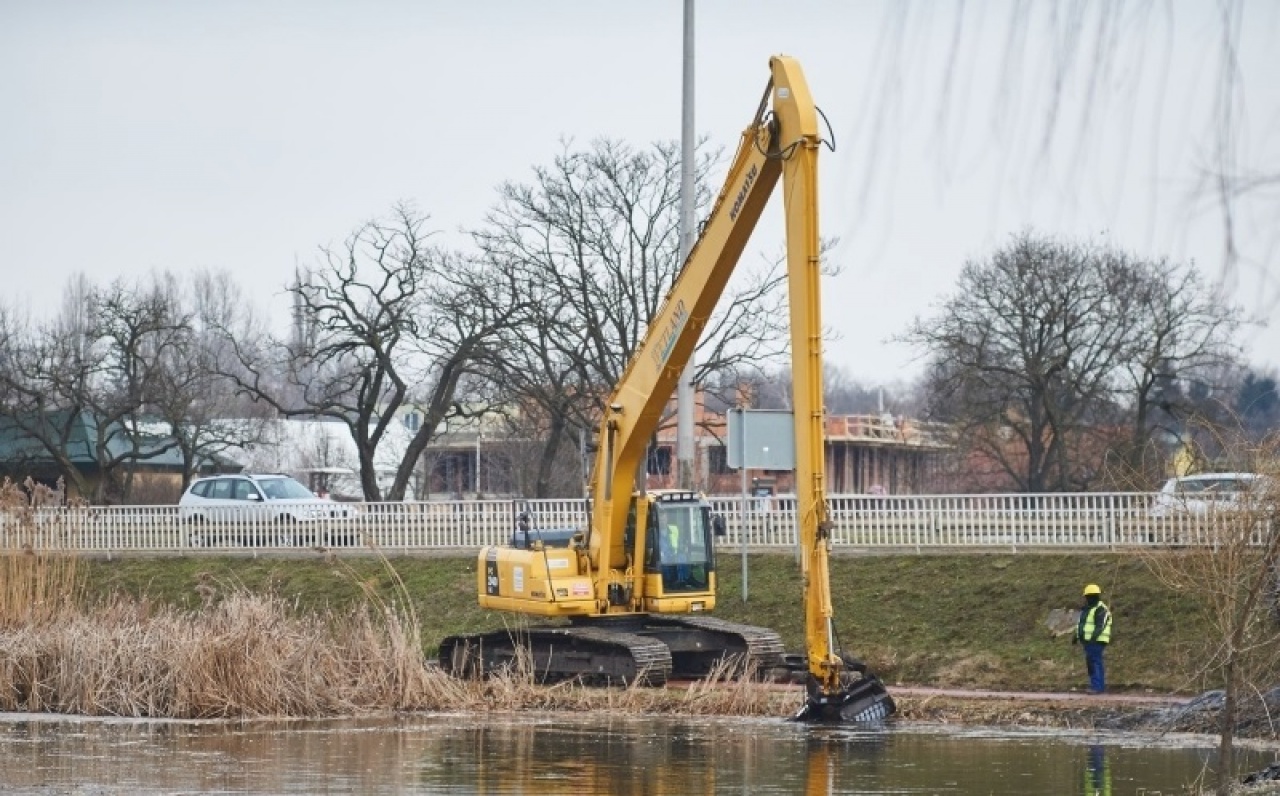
top-left (0, 493), bottom-right (1267, 554)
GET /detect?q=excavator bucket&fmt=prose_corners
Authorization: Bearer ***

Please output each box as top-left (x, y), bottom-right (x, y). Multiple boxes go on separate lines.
top-left (792, 675), bottom-right (897, 723)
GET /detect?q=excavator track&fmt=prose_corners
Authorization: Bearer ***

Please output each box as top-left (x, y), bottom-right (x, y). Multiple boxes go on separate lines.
top-left (439, 625), bottom-right (673, 686)
top-left (438, 615), bottom-right (788, 686)
top-left (635, 615), bottom-right (786, 678)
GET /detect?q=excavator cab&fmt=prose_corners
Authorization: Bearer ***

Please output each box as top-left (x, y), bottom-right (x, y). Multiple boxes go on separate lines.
top-left (644, 492), bottom-right (715, 593)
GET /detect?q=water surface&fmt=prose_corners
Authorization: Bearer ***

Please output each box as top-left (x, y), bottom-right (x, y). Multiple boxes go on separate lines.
top-left (0, 712), bottom-right (1271, 794)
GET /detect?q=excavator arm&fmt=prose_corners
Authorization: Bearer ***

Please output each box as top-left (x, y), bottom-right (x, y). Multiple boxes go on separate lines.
top-left (587, 55), bottom-right (893, 721)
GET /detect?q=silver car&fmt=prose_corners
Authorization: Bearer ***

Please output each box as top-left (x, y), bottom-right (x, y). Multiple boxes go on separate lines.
top-left (179, 473), bottom-right (358, 547)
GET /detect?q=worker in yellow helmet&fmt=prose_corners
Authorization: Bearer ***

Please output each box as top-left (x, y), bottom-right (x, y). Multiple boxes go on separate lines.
top-left (1073, 584), bottom-right (1112, 693)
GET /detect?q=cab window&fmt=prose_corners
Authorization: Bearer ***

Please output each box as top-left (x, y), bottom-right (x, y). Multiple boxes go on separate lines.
top-left (649, 500), bottom-right (713, 591)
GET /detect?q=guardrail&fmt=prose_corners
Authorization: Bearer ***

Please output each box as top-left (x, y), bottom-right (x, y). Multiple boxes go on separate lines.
top-left (0, 492), bottom-right (1269, 554)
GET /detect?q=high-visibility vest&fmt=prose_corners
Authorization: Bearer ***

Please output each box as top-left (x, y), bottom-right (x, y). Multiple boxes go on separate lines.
top-left (1081, 602), bottom-right (1112, 644)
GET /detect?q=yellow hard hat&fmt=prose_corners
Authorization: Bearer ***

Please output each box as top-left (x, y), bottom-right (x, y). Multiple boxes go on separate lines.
top-left (1083, 584), bottom-right (1102, 596)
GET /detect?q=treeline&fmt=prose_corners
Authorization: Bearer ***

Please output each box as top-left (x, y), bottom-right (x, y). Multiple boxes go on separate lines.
top-left (0, 141), bottom-right (808, 503)
top-left (2, 142), bottom-right (1275, 503)
top-left (903, 232), bottom-right (1278, 491)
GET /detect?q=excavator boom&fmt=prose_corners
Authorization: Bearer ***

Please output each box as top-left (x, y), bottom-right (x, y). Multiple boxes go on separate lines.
top-left (586, 75), bottom-right (781, 588)
top-left (588, 56), bottom-right (892, 721)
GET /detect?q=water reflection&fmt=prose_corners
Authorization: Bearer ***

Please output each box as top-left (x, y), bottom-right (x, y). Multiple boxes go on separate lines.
top-left (1082, 744), bottom-right (1110, 795)
top-left (0, 712), bottom-right (1259, 794)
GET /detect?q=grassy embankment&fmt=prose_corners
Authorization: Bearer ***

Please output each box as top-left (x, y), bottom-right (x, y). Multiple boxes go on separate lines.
top-left (78, 549), bottom-right (1211, 695)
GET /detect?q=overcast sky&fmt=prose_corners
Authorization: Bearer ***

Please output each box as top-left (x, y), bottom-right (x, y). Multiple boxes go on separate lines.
top-left (3, 1), bottom-right (1277, 386)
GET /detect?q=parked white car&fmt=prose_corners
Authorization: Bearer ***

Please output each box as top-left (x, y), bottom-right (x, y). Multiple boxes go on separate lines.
top-left (1151, 473), bottom-right (1271, 517)
top-left (179, 473), bottom-right (358, 547)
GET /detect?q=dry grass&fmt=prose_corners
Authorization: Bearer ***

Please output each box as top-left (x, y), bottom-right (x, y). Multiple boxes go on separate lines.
top-left (0, 482), bottom-right (460, 718)
top-left (443, 653), bottom-right (800, 718)
top-left (0, 594), bottom-right (806, 719)
top-left (1, 478), bottom-right (81, 628)
top-left (0, 550), bottom-right (79, 628)
top-left (0, 591), bottom-right (452, 717)
top-left (0, 480), bottom-right (802, 720)
top-left (1, 496), bottom-right (802, 720)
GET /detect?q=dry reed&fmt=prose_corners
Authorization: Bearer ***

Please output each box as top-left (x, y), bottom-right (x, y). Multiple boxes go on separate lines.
top-left (1, 478), bottom-right (81, 628)
top-left (1, 485), bottom-right (802, 719)
top-left (0, 587), bottom-right (803, 719)
top-left (0, 590), bottom-right (455, 717)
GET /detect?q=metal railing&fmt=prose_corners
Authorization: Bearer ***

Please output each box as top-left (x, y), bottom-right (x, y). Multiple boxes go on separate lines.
top-left (0, 492), bottom-right (1269, 554)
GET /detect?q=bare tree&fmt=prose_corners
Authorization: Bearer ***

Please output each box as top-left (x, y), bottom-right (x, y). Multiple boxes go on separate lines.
top-left (1140, 431), bottom-right (1280, 796)
top-left (874, 3), bottom-right (1278, 306)
top-left (1115, 257), bottom-right (1244, 483)
top-left (0, 275), bottom-right (191, 503)
top-left (472, 139), bottom-right (814, 493)
top-left (220, 205), bottom-right (517, 501)
top-left (0, 278), bottom-right (109, 498)
top-left (16, 277), bottom-right (102, 497)
top-left (475, 322), bottom-right (591, 499)
top-left (902, 232), bottom-right (1243, 492)
top-left (487, 396), bottom-right (591, 499)
top-left (147, 270), bottom-right (273, 489)
top-left (904, 233), bottom-right (1123, 491)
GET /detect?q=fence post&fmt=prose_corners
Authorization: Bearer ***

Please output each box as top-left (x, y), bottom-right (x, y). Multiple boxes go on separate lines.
top-left (1107, 494), bottom-right (1116, 550)
top-left (739, 465), bottom-right (750, 602)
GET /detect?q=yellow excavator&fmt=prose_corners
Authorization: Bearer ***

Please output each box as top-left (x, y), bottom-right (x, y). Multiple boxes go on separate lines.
top-left (440, 55), bottom-right (895, 722)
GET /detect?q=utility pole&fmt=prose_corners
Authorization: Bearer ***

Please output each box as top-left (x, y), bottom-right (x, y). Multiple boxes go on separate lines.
top-left (474, 429), bottom-right (482, 497)
top-left (676, 0), bottom-right (697, 490)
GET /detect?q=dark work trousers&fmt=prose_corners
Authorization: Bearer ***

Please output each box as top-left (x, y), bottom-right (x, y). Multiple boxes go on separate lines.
top-left (1083, 641), bottom-right (1107, 692)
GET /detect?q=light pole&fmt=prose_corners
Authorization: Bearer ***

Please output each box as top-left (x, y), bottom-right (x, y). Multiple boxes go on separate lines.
top-left (676, 0), bottom-right (697, 489)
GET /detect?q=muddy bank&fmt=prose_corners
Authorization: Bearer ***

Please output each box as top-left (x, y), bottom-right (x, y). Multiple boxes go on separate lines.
top-left (894, 687), bottom-right (1280, 742)
top-left (896, 694), bottom-right (1144, 732)
top-left (1102, 687), bottom-right (1280, 740)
